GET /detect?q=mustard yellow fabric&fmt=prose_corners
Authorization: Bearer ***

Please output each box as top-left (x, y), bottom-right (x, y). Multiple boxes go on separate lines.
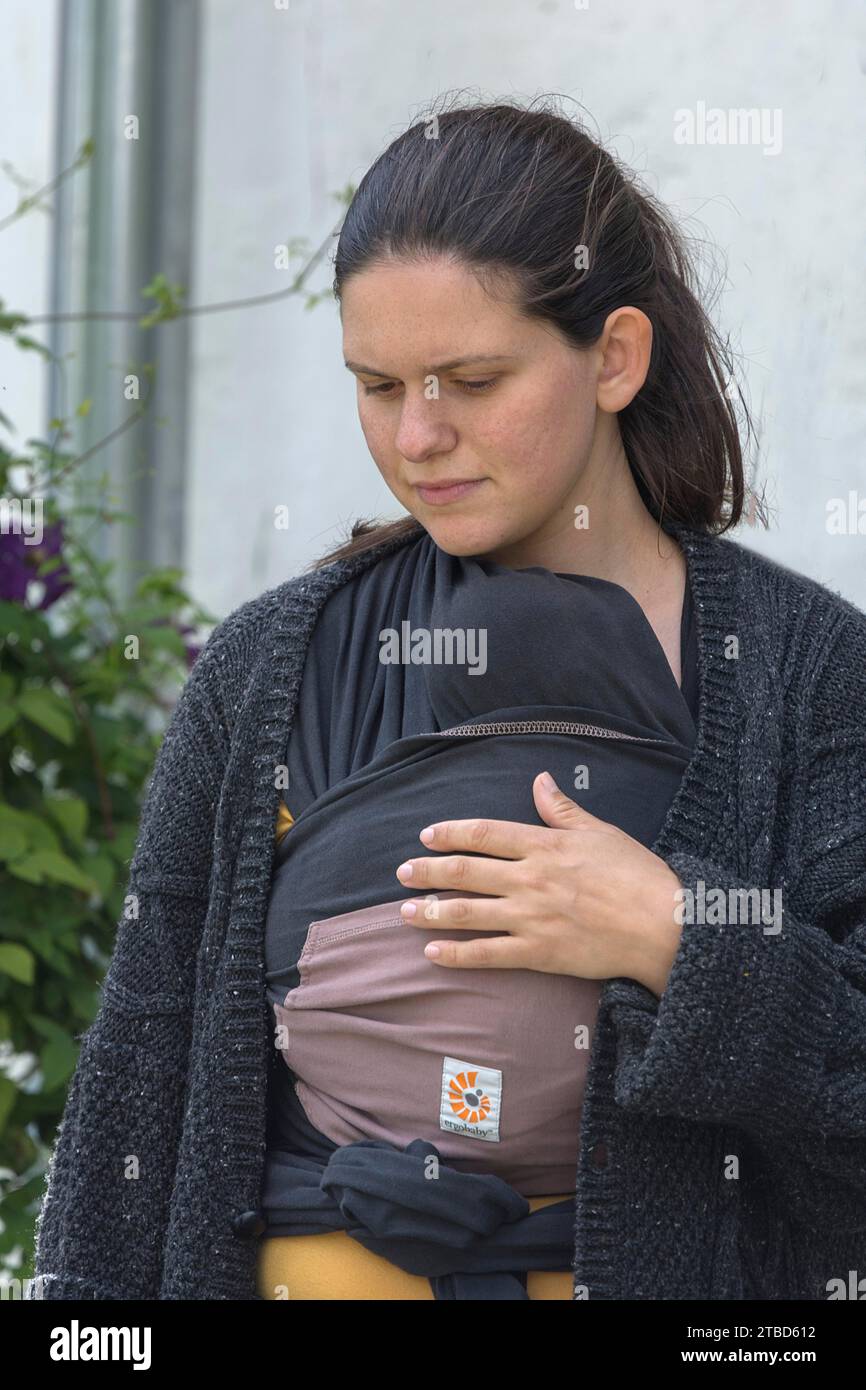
top-left (256, 1192), bottom-right (574, 1300)
top-left (275, 801), bottom-right (294, 842)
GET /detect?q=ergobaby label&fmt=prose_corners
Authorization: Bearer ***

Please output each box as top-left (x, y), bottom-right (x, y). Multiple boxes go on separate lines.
top-left (439, 1055), bottom-right (502, 1142)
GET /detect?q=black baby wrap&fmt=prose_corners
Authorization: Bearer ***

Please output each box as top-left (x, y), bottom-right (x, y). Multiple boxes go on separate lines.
top-left (261, 529), bottom-right (698, 1299)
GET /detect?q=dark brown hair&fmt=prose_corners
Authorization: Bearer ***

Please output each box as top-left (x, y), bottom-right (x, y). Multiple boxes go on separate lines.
top-left (309, 94), bottom-right (763, 572)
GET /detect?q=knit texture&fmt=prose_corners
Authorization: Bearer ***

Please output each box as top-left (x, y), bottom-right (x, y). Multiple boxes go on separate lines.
top-left (27, 518), bottom-right (866, 1300)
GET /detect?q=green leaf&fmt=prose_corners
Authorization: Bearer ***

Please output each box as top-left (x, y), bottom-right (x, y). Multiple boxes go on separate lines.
top-left (0, 673), bottom-right (15, 700)
top-left (0, 308), bottom-right (29, 332)
top-left (142, 625), bottom-right (187, 659)
top-left (30, 1014), bottom-right (72, 1041)
top-left (107, 823), bottom-right (139, 864)
top-left (40, 1034), bottom-right (79, 1090)
top-left (0, 1075), bottom-right (17, 1134)
top-left (0, 806), bottom-right (61, 852)
top-left (0, 704), bottom-right (18, 737)
top-left (6, 856), bottom-right (44, 883)
top-left (83, 852), bottom-right (116, 900)
top-left (26, 931), bottom-right (74, 975)
top-left (0, 600), bottom-right (41, 639)
top-left (34, 553), bottom-right (66, 577)
top-left (9, 849), bottom-right (97, 893)
top-left (135, 568), bottom-right (185, 596)
top-left (45, 795), bottom-right (88, 845)
top-left (13, 334), bottom-right (51, 358)
top-left (0, 943), bottom-right (35, 984)
top-left (17, 688), bottom-right (76, 745)
top-left (0, 825), bottom-right (28, 860)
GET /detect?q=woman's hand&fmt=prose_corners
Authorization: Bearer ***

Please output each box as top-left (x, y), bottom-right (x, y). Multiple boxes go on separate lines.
top-left (395, 769), bottom-right (684, 997)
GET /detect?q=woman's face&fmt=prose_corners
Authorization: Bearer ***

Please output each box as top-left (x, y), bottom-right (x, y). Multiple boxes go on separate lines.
top-left (340, 255), bottom-right (643, 566)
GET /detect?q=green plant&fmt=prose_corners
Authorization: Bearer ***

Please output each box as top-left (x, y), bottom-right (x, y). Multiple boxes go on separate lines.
top-left (0, 325), bottom-right (214, 1279)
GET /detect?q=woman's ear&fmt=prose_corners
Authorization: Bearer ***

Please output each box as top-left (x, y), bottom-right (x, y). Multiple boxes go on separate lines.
top-left (595, 306), bottom-right (653, 414)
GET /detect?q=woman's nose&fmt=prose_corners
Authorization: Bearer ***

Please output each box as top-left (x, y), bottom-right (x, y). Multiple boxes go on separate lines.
top-left (394, 396), bottom-right (456, 458)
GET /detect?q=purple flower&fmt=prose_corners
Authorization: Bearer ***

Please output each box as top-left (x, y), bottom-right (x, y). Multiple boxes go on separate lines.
top-left (0, 517), bottom-right (74, 609)
top-left (178, 623), bottom-right (203, 670)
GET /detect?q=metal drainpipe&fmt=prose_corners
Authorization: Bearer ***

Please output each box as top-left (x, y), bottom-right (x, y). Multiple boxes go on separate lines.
top-left (48, 0), bottom-right (200, 599)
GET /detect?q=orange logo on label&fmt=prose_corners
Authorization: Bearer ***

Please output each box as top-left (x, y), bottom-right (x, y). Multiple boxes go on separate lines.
top-left (448, 1069), bottom-right (492, 1125)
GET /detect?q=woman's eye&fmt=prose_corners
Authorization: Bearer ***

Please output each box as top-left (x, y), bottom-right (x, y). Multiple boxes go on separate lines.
top-left (362, 378), bottom-right (497, 396)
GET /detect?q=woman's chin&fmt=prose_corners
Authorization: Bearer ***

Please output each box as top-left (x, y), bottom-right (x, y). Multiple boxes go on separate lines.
top-left (413, 515), bottom-right (518, 559)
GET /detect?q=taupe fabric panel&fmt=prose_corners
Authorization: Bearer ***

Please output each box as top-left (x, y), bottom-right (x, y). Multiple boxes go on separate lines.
top-left (274, 892), bottom-right (601, 1196)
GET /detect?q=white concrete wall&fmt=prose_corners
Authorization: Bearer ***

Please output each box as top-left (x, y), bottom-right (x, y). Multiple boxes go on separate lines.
top-left (0, 0), bottom-right (60, 456)
top-left (5, 1), bottom-right (864, 616)
top-left (186, 0), bottom-right (866, 617)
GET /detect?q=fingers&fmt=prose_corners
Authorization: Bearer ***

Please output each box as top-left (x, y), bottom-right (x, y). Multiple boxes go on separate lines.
top-left (396, 850), bottom-right (519, 895)
top-left (417, 816), bottom-right (549, 859)
top-left (417, 929), bottom-right (528, 970)
top-left (399, 890), bottom-right (505, 929)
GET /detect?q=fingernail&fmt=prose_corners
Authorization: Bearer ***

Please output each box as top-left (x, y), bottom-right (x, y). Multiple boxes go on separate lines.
top-left (401, 901), bottom-right (417, 918)
top-left (396, 861), bottom-right (413, 880)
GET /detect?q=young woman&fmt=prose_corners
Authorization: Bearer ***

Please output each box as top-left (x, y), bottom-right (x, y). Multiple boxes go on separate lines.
top-left (30, 100), bottom-right (866, 1302)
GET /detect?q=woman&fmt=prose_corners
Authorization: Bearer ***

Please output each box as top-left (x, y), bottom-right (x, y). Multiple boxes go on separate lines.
top-left (29, 99), bottom-right (866, 1302)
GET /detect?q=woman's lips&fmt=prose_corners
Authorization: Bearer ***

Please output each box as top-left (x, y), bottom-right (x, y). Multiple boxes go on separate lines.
top-left (414, 478), bottom-right (487, 505)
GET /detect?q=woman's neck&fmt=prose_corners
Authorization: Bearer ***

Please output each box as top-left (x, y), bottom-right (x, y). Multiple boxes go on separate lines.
top-left (485, 486), bottom-right (686, 604)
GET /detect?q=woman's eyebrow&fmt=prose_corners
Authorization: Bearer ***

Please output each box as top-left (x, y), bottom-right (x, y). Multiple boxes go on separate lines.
top-left (344, 354), bottom-right (519, 377)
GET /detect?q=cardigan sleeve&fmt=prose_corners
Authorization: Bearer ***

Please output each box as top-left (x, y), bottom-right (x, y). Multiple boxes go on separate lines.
top-left (607, 608), bottom-right (866, 1236)
top-left (27, 606), bottom-right (251, 1300)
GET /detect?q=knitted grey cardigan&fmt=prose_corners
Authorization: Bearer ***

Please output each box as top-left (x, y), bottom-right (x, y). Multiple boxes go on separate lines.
top-left (29, 519), bottom-right (866, 1301)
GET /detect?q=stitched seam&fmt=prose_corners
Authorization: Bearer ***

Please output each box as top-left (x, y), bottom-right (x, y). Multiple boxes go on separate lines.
top-left (295, 916), bottom-right (405, 987)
